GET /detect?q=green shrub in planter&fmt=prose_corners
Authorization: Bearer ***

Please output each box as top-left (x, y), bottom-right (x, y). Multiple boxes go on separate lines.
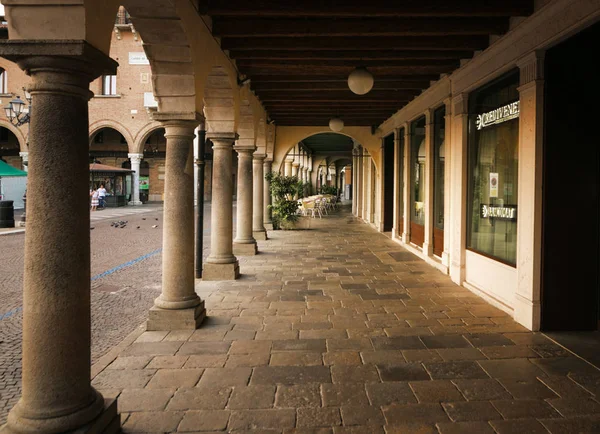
top-left (265, 172), bottom-right (301, 230)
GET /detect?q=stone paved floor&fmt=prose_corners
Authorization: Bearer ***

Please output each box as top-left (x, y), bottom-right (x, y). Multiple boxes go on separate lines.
top-left (92, 204), bottom-right (600, 433)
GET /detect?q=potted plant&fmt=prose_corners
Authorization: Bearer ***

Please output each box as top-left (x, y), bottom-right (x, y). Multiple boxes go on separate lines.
top-left (265, 172), bottom-right (302, 230)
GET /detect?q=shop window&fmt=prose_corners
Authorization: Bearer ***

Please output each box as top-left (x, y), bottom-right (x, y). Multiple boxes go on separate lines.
top-left (467, 70), bottom-right (520, 265)
top-left (410, 116), bottom-right (426, 226)
top-left (0, 69), bottom-right (7, 94)
top-left (433, 106), bottom-right (446, 256)
top-left (102, 74), bottom-right (117, 95)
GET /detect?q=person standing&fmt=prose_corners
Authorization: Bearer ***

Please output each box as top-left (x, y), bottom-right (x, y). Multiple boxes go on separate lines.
top-left (90, 188), bottom-right (99, 211)
top-left (97, 184), bottom-right (107, 209)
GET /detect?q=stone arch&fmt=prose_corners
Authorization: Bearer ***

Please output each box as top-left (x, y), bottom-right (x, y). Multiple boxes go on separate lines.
top-left (89, 120), bottom-right (134, 151)
top-left (237, 97), bottom-right (256, 148)
top-left (0, 120), bottom-right (27, 152)
top-left (203, 64), bottom-right (237, 133)
top-left (256, 118), bottom-right (267, 154)
top-left (133, 121), bottom-right (164, 154)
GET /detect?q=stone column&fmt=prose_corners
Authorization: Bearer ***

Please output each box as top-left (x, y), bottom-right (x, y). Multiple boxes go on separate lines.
top-left (302, 167), bottom-right (309, 196)
top-left (19, 151), bottom-right (28, 172)
top-left (128, 153), bottom-right (143, 205)
top-left (263, 159), bottom-right (273, 230)
top-left (147, 116), bottom-right (205, 330)
top-left (233, 145), bottom-right (257, 255)
top-left (0, 42), bottom-right (119, 433)
top-left (284, 157), bottom-right (293, 176)
top-left (253, 153), bottom-right (267, 240)
top-left (203, 133), bottom-right (240, 280)
top-left (422, 110), bottom-right (434, 257)
top-left (402, 125), bottom-right (411, 243)
top-left (441, 99), bottom-right (452, 268)
top-left (515, 51), bottom-right (545, 331)
top-left (392, 129), bottom-right (402, 239)
top-left (352, 150), bottom-right (357, 215)
top-left (292, 162), bottom-right (300, 177)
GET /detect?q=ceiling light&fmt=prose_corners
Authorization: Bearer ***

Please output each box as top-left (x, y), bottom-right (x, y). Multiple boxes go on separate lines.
top-left (348, 66), bottom-right (374, 95)
top-left (329, 118), bottom-right (344, 132)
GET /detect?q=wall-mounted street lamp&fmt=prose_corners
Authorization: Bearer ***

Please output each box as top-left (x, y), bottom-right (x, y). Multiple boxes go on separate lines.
top-left (4, 88), bottom-right (31, 127)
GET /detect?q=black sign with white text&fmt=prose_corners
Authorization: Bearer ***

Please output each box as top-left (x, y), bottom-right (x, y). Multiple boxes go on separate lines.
top-left (480, 204), bottom-right (517, 221)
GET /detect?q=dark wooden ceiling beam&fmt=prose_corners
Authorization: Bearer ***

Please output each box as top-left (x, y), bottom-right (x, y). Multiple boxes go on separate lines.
top-left (252, 81), bottom-right (429, 91)
top-left (258, 91), bottom-right (416, 100)
top-left (248, 74), bottom-right (440, 83)
top-left (213, 17), bottom-right (508, 37)
top-left (237, 59), bottom-right (460, 68)
top-left (221, 35), bottom-right (489, 51)
top-left (240, 65), bottom-right (456, 76)
top-left (230, 49), bottom-right (473, 60)
top-left (200, 0), bottom-right (533, 17)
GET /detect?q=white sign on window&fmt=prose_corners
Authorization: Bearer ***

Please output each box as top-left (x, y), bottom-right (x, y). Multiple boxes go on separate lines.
top-left (489, 172), bottom-right (499, 198)
top-left (129, 52), bottom-right (149, 65)
top-left (476, 101), bottom-right (520, 130)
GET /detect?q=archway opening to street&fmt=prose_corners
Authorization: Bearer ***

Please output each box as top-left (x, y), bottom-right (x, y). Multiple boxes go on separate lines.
top-left (0, 126), bottom-right (23, 170)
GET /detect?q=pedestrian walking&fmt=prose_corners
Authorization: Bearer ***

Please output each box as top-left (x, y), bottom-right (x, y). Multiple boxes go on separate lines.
top-left (90, 188), bottom-right (99, 211)
top-left (97, 184), bottom-right (107, 209)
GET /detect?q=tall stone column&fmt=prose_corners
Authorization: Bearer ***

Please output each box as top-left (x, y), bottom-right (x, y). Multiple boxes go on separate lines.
top-left (292, 162), bottom-right (299, 177)
top-left (284, 157), bottom-right (293, 176)
top-left (147, 116), bottom-right (205, 330)
top-left (402, 125), bottom-right (411, 243)
top-left (263, 159), bottom-right (273, 230)
top-left (302, 167), bottom-right (309, 196)
top-left (422, 110), bottom-right (435, 257)
top-left (203, 133), bottom-right (240, 280)
top-left (253, 153), bottom-right (267, 240)
top-left (19, 151), bottom-right (28, 172)
top-left (233, 145), bottom-right (257, 255)
top-left (128, 153), bottom-right (143, 205)
top-left (0, 42), bottom-right (119, 433)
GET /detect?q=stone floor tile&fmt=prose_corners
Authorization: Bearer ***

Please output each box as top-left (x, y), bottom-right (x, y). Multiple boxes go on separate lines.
top-left (529, 343), bottom-right (571, 358)
top-left (226, 352), bottom-right (271, 368)
top-left (121, 341), bottom-right (183, 357)
top-left (108, 356), bottom-right (152, 370)
top-left (570, 374), bottom-right (600, 396)
top-left (383, 403), bottom-right (449, 424)
top-left (293, 322), bottom-right (332, 330)
top-left (341, 405), bottom-right (385, 426)
top-left (256, 330), bottom-right (299, 340)
top-left (229, 340), bottom-right (272, 354)
top-left (146, 355), bottom-right (189, 369)
top-left (321, 383), bottom-right (369, 406)
top-left (163, 330), bottom-right (194, 342)
top-left (503, 332), bottom-right (552, 345)
top-left (275, 384), bottom-right (321, 408)
top-left (492, 399), bottom-right (560, 419)
top-left (463, 334), bottom-right (515, 347)
top-left (419, 335), bottom-right (471, 349)
top-left (252, 366), bottom-right (331, 385)
top-left (229, 409), bottom-right (296, 430)
top-left (122, 411), bottom-right (183, 433)
top-left (402, 350), bottom-right (443, 363)
top-left (198, 367), bottom-right (252, 388)
top-left (530, 357), bottom-right (599, 376)
top-left (423, 361), bottom-right (489, 380)
top-left (377, 364), bottom-right (430, 382)
top-left (334, 426), bottom-right (384, 434)
top-left (270, 352), bottom-right (323, 366)
top-left (383, 423), bottom-right (438, 433)
top-left (489, 418), bottom-right (549, 434)
top-left (228, 385), bottom-right (276, 409)
top-left (177, 341), bottom-right (231, 356)
top-left (435, 348), bottom-right (486, 362)
top-left (272, 339), bottom-right (327, 352)
top-left (331, 365), bottom-right (380, 383)
top-left (436, 421), bottom-right (495, 434)
top-left (300, 330), bottom-right (348, 340)
top-left (327, 338), bottom-right (373, 351)
top-left (297, 407), bottom-right (342, 427)
top-left (479, 345), bottom-right (538, 359)
top-left (385, 327), bottom-right (433, 337)
top-left (547, 397), bottom-right (600, 417)
top-left (145, 368), bottom-right (203, 389)
top-left (537, 375), bottom-right (594, 398)
top-left (117, 388), bottom-right (175, 412)
top-left (183, 354), bottom-right (227, 368)
top-left (409, 380), bottom-right (465, 403)
top-left (324, 352), bottom-right (362, 366)
top-left (290, 429), bottom-right (333, 434)
top-left (442, 401), bottom-right (502, 422)
top-left (224, 330), bottom-right (257, 341)
top-left (92, 369), bottom-right (156, 389)
top-left (451, 379), bottom-right (512, 401)
top-left (539, 415), bottom-right (600, 433)
top-left (366, 382), bottom-right (417, 406)
top-left (497, 378), bottom-right (558, 399)
top-left (167, 387), bottom-right (232, 410)
top-left (371, 336), bottom-right (426, 351)
top-left (360, 351), bottom-right (406, 365)
top-left (477, 359), bottom-right (546, 380)
top-left (177, 409), bottom-right (230, 432)
top-left (188, 329), bottom-right (227, 341)
top-left (135, 331), bottom-right (169, 343)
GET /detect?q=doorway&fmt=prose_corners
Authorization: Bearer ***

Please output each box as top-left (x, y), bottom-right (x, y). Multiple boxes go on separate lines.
top-left (383, 134), bottom-right (395, 232)
top-left (410, 116), bottom-right (426, 246)
top-left (397, 129), bottom-right (405, 236)
top-left (541, 21), bottom-right (599, 331)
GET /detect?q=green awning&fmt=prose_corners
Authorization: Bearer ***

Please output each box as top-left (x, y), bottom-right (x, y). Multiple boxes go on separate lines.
top-left (0, 160), bottom-right (27, 177)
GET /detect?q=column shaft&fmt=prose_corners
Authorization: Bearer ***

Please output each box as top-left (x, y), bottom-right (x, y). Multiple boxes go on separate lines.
top-left (284, 159), bottom-right (293, 176)
top-left (263, 159), bottom-right (273, 230)
top-left (203, 134), bottom-right (240, 280)
top-left (128, 153), bottom-right (143, 205)
top-left (233, 146), bottom-right (257, 255)
top-left (253, 154), bottom-right (267, 240)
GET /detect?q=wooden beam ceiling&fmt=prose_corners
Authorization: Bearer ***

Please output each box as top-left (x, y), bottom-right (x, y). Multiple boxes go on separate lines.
top-left (201, 1), bottom-right (534, 127)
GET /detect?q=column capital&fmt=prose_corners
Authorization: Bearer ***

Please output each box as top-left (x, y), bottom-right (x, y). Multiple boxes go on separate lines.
top-left (206, 132), bottom-right (238, 142)
top-left (292, 162), bottom-right (300, 167)
top-left (452, 93), bottom-right (469, 116)
top-left (152, 111), bottom-right (203, 125)
top-left (19, 151), bottom-right (28, 160)
top-left (128, 153), bottom-right (143, 163)
top-left (253, 153), bottom-right (267, 161)
top-left (234, 144), bottom-right (257, 154)
top-left (517, 50), bottom-right (545, 86)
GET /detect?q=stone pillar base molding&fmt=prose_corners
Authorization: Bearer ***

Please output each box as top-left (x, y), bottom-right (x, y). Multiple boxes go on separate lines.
top-left (514, 293), bottom-right (541, 331)
top-left (253, 229), bottom-right (267, 240)
top-left (233, 241), bottom-right (258, 256)
top-left (128, 200), bottom-right (143, 206)
top-left (422, 242), bottom-right (433, 257)
top-left (146, 303), bottom-right (206, 331)
top-left (264, 223), bottom-right (274, 230)
top-left (202, 262), bottom-right (240, 281)
top-left (3, 394), bottom-right (119, 434)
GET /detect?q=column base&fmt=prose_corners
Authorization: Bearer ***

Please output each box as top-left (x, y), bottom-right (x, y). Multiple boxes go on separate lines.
top-left (253, 230), bottom-right (268, 241)
top-left (264, 223), bottom-right (274, 230)
top-left (233, 241), bottom-right (257, 256)
top-left (146, 302), bottom-right (206, 331)
top-left (422, 242), bottom-right (433, 257)
top-left (202, 261), bottom-right (240, 281)
top-left (128, 201), bottom-right (143, 206)
top-left (1, 397), bottom-right (119, 434)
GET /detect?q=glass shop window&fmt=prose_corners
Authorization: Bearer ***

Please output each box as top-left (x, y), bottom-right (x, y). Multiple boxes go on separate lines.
top-left (410, 116), bottom-right (426, 226)
top-left (467, 70), bottom-right (520, 265)
top-left (433, 106), bottom-right (446, 231)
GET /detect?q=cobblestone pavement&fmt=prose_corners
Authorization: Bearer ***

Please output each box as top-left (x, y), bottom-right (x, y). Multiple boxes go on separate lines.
top-left (0, 203), bottom-right (218, 424)
top-left (88, 204), bottom-right (600, 433)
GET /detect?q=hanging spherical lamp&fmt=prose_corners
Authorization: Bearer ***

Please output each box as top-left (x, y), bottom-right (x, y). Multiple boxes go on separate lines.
top-left (348, 66), bottom-right (374, 95)
top-left (329, 117), bottom-right (344, 132)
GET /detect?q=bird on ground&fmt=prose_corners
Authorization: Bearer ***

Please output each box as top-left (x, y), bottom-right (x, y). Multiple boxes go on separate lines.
top-left (152, 225), bottom-right (158, 228)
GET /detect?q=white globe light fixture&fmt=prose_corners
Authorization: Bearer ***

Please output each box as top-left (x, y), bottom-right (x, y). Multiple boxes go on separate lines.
top-left (348, 66), bottom-right (374, 95)
top-left (329, 117), bottom-right (344, 132)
